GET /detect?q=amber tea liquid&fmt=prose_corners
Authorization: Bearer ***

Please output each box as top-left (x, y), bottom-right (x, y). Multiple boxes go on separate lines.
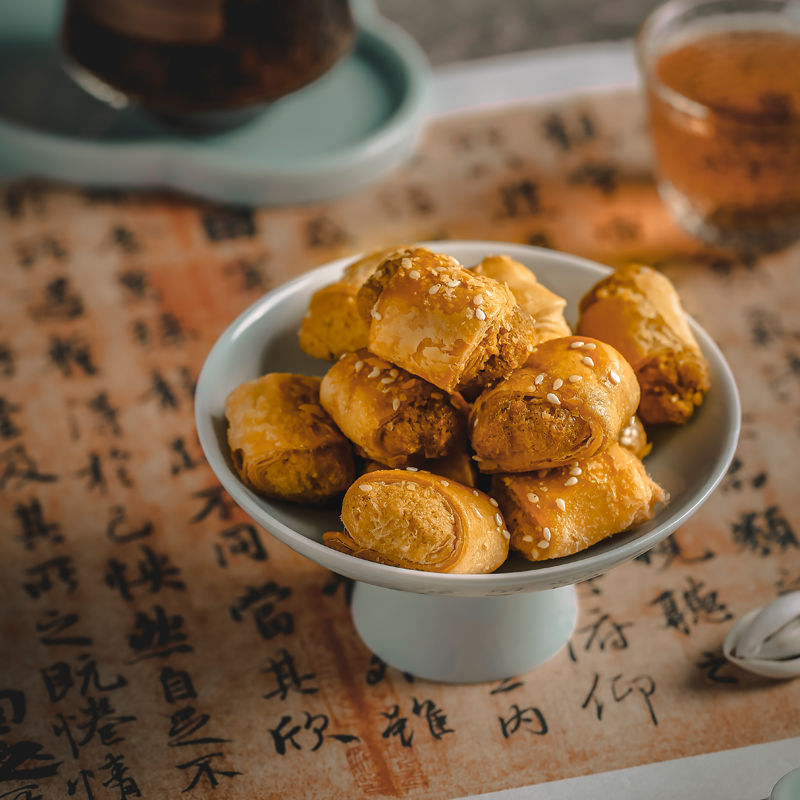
top-left (648, 27), bottom-right (800, 248)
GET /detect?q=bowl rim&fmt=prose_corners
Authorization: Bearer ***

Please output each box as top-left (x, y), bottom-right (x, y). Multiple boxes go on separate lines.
top-left (195, 240), bottom-right (741, 596)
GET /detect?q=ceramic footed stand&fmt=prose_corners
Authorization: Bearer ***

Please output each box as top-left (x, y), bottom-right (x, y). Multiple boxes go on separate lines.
top-left (351, 582), bottom-right (578, 683)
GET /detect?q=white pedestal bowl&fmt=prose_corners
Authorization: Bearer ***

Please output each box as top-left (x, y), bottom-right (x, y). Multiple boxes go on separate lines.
top-left (195, 241), bottom-right (740, 683)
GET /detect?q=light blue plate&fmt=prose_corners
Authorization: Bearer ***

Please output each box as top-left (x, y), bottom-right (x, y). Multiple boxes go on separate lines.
top-left (0, 0), bottom-right (430, 204)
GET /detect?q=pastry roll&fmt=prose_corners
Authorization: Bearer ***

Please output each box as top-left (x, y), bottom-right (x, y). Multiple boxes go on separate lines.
top-left (469, 336), bottom-right (640, 472)
top-left (298, 245), bottom-right (419, 361)
top-left (356, 248), bottom-right (538, 394)
top-left (472, 255), bottom-right (571, 344)
top-left (363, 449), bottom-right (478, 488)
top-left (492, 443), bottom-right (666, 561)
top-left (225, 373), bottom-right (355, 504)
top-left (320, 349), bottom-right (469, 468)
top-left (577, 264), bottom-right (710, 424)
top-left (323, 470), bottom-right (509, 573)
top-left (618, 415), bottom-right (652, 460)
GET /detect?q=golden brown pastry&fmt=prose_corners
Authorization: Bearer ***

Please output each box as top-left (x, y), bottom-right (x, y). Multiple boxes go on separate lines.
top-left (472, 254), bottom-right (571, 344)
top-left (492, 443), bottom-right (666, 561)
top-left (577, 263), bottom-right (710, 424)
top-left (356, 248), bottom-right (538, 394)
top-left (225, 373), bottom-right (355, 504)
top-left (469, 336), bottom-right (640, 472)
top-left (298, 245), bottom-right (419, 361)
top-left (323, 470), bottom-right (509, 573)
top-left (618, 415), bottom-right (652, 460)
top-left (363, 449), bottom-right (479, 488)
top-left (320, 349), bottom-right (469, 468)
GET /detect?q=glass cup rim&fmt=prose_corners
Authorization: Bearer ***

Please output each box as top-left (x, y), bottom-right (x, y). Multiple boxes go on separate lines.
top-left (635, 0), bottom-right (800, 125)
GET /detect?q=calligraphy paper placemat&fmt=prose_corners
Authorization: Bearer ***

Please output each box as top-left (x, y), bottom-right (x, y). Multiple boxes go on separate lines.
top-left (1, 88), bottom-right (799, 800)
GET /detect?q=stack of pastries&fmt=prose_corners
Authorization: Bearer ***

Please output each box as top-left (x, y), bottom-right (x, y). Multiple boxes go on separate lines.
top-left (225, 247), bottom-right (710, 574)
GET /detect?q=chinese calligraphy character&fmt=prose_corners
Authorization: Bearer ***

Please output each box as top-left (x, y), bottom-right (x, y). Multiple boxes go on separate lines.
top-left (214, 523), bottom-right (266, 566)
top-left (175, 752), bottom-right (241, 793)
top-left (13, 499), bottom-right (63, 550)
top-left (498, 704), bottom-right (548, 738)
top-left (105, 506), bottom-right (153, 544)
top-left (230, 582), bottom-right (293, 640)
top-left (127, 606), bottom-right (193, 662)
top-left (262, 649), bottom-right (318, 700)
top-left (105, 546), bottom-right (185, 601)
top-left (160, 667), bottom-right (197, 704)
top-left (22, 557), bottom-right (78, 598)
top-left (0, 444), bottom-right (57, 491)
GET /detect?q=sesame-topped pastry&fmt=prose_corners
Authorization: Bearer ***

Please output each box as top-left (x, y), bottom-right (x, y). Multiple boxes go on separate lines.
top-left (472, 254), bottom-right (571, 345)
top-left (298, 245), bottom-right (422, 361)
top-left (323, 470), bottom-right (509, 573)
top-left (577, 264), bottom-right (710, 425)
top-left (356, 248), bottom-right (538, 394)
top-left (469, 336), bottom-right (640, 473)
top-left (225, 373), bottom-right (355, 504)
top-left (492, 443), bottom-right (666, 562)
top-left (618, 415), bottom-right (652, 460)
top-left (319, 349), bottom-right (469, 468)
top-left (362, 448), bottom-right (479, 488)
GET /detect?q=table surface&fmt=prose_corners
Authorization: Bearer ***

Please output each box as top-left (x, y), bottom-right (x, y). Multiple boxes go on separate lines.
top-left (1, 70), bottom-right (800, 800)
top-left (375, 0), bottom-right (663, 65)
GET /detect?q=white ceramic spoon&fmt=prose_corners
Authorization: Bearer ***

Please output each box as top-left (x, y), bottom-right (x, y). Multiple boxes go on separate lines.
top-left (723, 591), bottom-right (800, 679)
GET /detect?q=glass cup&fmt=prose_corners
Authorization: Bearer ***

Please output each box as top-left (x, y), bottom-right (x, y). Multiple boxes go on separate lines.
top-left (636, 0), bottom-right (800, 251)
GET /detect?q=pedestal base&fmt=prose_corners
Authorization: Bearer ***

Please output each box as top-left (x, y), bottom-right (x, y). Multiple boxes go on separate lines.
top-left (351, 582), bottom-right (578, 683)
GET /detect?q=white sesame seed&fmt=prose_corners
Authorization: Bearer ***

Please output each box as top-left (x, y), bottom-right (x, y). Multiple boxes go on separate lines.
top-left (368, 367), bottom-right (380, 378)
top-left (406, 466), bottom-right (418, 472)
top-left (380, 376), bottom-right (394, 384)
top-left (441, 480), bottom-right (449, 487)
top-left (556, 498), bottom-right (566, 511)
top-left (473, 490), bottom-right (479, 497)
top-left (354, 360), bottom-right (364, 372)
top-left (526, 493), bottom-right (539, 503)
top-left (390, 369), bottom-right (398, 378)
top-left (339, 353), bottom-right (347, 359)
top-left (565, 477), bottom-right (578, 486)
top-left (610, 370), bottom-right (621, 384)
top-left (535, 374), bottom-right (545, 385)
top-left (494, 513), bottom-right (503, 526)
top-left (570, 467), bottom-right (582, 476)
top-left (526, 344), bottom-right (534, 352)
top-left (490, 498), bottom-right (498, 507)
top-left (502, 530), bottom-right (511, 540)
top-left (569, 375), bottom-right (582, 383)
top-left (401, 258), bottom-right (412, 269)
top-left (359, 484), bottom-right (374, 492)
top-left (538, 540), bottom-right (550, 549)
top-left (543, 527), bottom-right (551, 538)
top-left (475, 309), bottom-right (486, 321)
top-left (553, 378), bottom-right (563, 390)
top-left (523, 535), bottom-right (533, 542)
top-left (472, 455), bottom-right (482, 461)
top-left (473, 294), bottom-right (484, 305)
top-left (582, 356), bottom-right (595, 367)
top-left (372, 311), bottom-right (382, 320)
top-left (392, 398), bottom-right (401, 411)
top-left (386, 421), bottom-right (393, 431)
top-left (447, 280), bottom-right (460, 288)
top-left (582, 342), bottom-right (596, 350)
top-left (429, 284), bottom-right (441, 295)
top-left (409, 269), bottom-right (420, 279)
top-left (546, 393), bottom-right (561, 405)
top-left (570, 341), bottom-right (585, 349)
